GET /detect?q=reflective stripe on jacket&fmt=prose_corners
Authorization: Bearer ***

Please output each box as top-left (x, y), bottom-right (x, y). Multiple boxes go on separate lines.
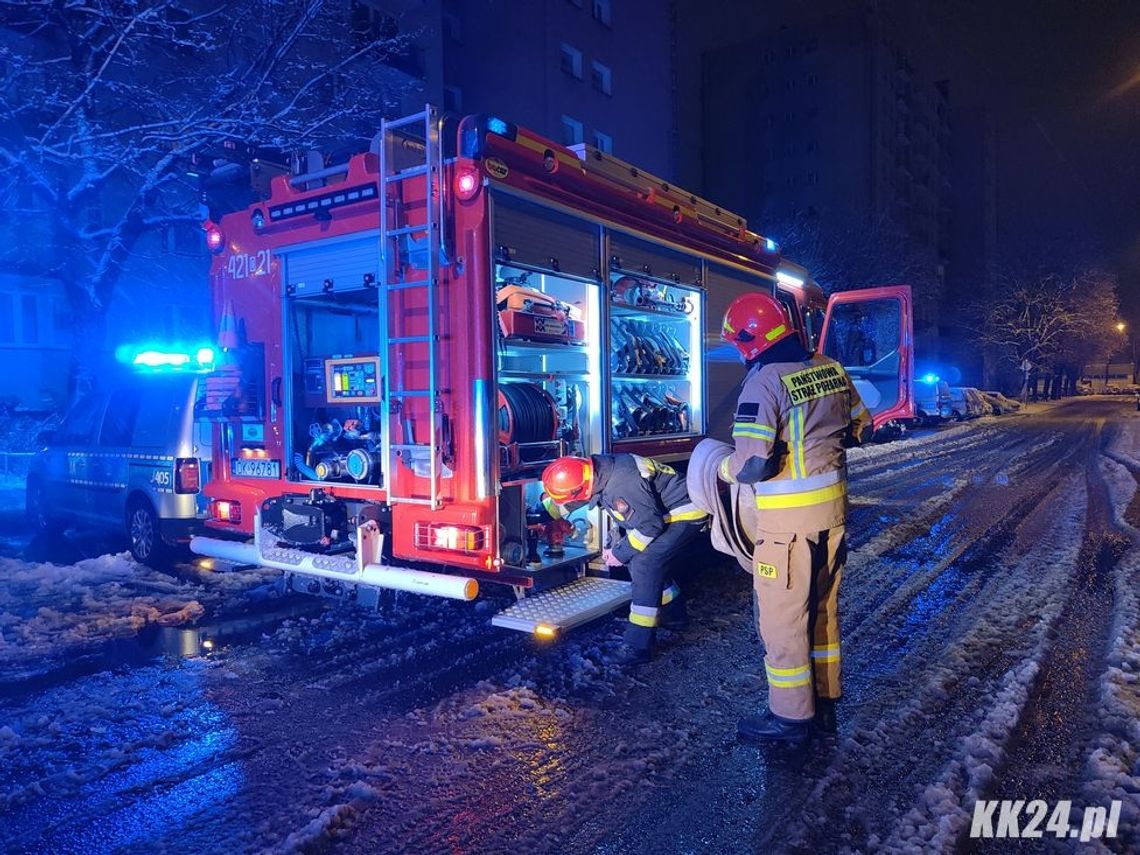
top-left (720, 353), bottom-right (868, 531)
top-left (589, 453), bottom-right (707, 563)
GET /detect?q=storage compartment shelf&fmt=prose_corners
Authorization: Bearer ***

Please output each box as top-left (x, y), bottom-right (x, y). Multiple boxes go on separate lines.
top-left (499, 339), bottom-right (588, 353)
top-left (613, 431), bottom-right (697, 444)
top-left (609, 272), bottom-right (702, 442)
top-left (610, 302), bottom-right (695, 319)
top-left (500, 370), bottom-right (591, 381)
top-left (612, 372), bottom-right (690, 380)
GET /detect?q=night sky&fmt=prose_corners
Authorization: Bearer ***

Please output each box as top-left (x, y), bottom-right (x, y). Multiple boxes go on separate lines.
top-left (701, 0), bottom-right (1140, 300)
top-left (917, 0), bottom-right (1140, 299)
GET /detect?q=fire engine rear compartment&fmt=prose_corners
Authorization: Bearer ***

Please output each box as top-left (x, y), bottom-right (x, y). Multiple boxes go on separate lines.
top-left (283, 261), bottom-right (383, 490)
top-left (195, 109), bottom-right (835, 633)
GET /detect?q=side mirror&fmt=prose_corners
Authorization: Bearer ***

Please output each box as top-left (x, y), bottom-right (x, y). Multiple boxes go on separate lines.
top-left (37, 429), bottom-right (56, 446)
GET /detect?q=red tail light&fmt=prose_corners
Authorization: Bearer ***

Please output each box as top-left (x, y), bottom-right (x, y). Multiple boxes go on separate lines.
top-left (175, 458), bottom-right (200, 494)
top-left (454, 168), bottom-right (480, 200)
top-left (204, 221), bottom-right (225, 254)
top-left (209, 500), bottom-right (241, 524)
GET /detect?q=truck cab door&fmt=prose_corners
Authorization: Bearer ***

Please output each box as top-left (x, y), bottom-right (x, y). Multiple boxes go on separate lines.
top-left (817, 285), bottom-right (914, 428)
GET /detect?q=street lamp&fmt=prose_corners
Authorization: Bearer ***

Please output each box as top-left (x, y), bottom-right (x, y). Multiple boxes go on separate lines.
top-left (1114, 321), bottom-right (1135, 386)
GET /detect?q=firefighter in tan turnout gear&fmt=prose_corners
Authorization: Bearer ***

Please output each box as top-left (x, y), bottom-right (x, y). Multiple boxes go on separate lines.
top-left (541, 454), bottom-right (707, 664)
top-left (718, 291), bottom-right (872, 744)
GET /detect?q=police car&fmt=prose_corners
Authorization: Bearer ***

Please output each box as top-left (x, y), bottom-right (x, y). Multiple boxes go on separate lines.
top-left (25, 349), bottom-right (213, 567)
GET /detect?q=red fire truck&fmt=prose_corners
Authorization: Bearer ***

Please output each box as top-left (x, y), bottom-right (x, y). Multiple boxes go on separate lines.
top-left (191, 106), bottom-right (913, 634)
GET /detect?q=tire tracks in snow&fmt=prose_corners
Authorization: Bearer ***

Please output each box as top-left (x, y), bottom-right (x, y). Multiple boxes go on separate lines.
top-left (974, 421), bottom-right (1135, 854)
top-left (771, 421), bottom-right (1093, 853)
top-left (594, 406), bottom-right (1088, 854)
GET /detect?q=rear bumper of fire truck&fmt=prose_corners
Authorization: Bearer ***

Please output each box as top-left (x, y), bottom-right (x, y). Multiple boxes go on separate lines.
top-left (190, 521), bottom-right (479, 602)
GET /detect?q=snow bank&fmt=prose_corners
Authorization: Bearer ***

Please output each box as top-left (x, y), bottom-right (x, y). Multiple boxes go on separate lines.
top-left (1084, 451), bottom-right (1140, 841)
top-left (274, 780), bottom-right (382, 855)
top-left (0, 552), bottom-right (278, 682)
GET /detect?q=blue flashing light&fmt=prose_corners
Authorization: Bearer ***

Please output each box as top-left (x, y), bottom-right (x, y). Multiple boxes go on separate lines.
top-left (765, 238), bottom-right (778, 252)
top-left (134, 351), bottom-right (191, 368)
top-left (486, 116), bottom-right (509, 136)
top-left (117, 341), bottom-right (219, 373)
top-left (921, 373), bottom-right (940, 384)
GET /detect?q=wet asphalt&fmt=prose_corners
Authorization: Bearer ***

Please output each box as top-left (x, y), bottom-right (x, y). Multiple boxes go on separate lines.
top-left (0, 398), bottom-right (1136, 854)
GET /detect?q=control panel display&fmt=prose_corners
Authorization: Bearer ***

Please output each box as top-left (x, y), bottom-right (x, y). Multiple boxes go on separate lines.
top-left (324, 356), bottom-right (381, 404)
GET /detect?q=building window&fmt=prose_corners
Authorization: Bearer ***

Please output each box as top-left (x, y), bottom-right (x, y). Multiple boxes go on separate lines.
top-left (0, 293), bottom-right (13, 344)
top-left (442, 11), bottom-right (461, 42)
top-left (592, 0), bottom-right (612, 27)
top-left (807, 73), bottom-right (818, 86)
top-left (593, 130), bottom-right (612, 152)
top-left (806, 141), bottom-right (818, 153)
top-left (561, 115), bottom-right (584, 146)
top-left (560, 43), bottom-right (583, 79)
top-left (21, 294), bottom-right (38, 344)
top-left (443, 85), bottom-right (463, 113)
top-left (806, 172), bottom-right (820, 185)
top-left (591, 60), bottom-right (612, 95)
top-left (805, 38), bottom-right (819, 54)
top-left (350, 2), bottom-right (398, 46)
top-left (763, 115), bottom-right (775, 129)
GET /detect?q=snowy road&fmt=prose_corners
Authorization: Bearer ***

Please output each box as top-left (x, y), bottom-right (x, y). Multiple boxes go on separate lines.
top-left (1, 398), bottom-right (1138, 854)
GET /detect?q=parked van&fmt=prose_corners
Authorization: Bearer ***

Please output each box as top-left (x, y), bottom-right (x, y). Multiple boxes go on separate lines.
top-left (25, 373), bottom-right (210, 567)
top-left (914, 377), bottom-right (952, 424)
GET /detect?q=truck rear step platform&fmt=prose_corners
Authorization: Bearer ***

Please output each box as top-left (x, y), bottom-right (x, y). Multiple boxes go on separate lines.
top-left (492, 576), bottom-right (632, 635)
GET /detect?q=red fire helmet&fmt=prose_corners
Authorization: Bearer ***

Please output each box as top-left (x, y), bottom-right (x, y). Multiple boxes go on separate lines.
top-left (721, 291), bottom-right (795, 361)
top-left (542, 456), bottom-right (594, 504)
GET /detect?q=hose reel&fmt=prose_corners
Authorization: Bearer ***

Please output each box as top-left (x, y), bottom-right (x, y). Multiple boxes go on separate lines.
top-left (498, 382), bottom-right (561, 472)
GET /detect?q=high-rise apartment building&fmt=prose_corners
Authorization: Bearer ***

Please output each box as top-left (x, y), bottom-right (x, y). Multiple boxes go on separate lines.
top-left (696, 5), bottom-right (956, 356)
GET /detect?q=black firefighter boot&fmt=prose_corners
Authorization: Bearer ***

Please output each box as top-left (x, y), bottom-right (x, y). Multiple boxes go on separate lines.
top-left (736, 712), bottom-right (811, 746)
top-left (613, 623), bottom-right (655, 666)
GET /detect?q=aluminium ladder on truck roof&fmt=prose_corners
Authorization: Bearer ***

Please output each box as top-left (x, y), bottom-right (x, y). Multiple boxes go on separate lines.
top-left (567, 142), bottom-right (769, 247)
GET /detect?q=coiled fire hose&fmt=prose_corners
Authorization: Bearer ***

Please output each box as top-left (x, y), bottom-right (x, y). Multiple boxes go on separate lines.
top-left (498, 383), bottom-right (560, 445)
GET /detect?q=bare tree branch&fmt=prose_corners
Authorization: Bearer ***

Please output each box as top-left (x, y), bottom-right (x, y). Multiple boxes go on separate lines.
top-left (0, 0), bottom-right (419, 386)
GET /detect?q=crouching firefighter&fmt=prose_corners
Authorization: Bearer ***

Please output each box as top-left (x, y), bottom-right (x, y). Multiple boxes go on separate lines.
top-left (718, 292), bottom-right (872, 745)
top-left (541, 454), bottom-right (708, 664)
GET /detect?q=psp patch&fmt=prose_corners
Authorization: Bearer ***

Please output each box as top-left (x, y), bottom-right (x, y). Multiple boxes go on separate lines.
top-left (734, 402), bottom-right (760, 423)
top-left (756, 562), bottom-right (778, 579)
top-left (781, 362), bottom-right (847, 405)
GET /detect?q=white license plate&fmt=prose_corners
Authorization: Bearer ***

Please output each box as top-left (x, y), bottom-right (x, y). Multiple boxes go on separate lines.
top-left (534, 317), bottom-right (566, 335)
top-left (231, 458), bottom-right (281, 479)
